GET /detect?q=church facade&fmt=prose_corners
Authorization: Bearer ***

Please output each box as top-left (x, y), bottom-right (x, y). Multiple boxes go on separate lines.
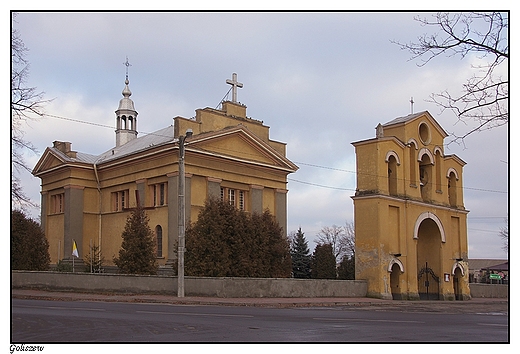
top-left (33, 73), bottom-right (298, 269)
top-left (352, 111), bottom-right (471, 300)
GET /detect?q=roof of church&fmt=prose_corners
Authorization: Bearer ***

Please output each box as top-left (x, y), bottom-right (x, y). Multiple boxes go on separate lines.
top-left (49, 147), bottom-right (99, 164)
top-left (44, 125), bottom-right (175, 166)
top-left (382, 111), bottom-right (428, 127)
top-left (96, 125), bottom-right (175, 164)
top-left (382, 110), bottom-right (449, 138)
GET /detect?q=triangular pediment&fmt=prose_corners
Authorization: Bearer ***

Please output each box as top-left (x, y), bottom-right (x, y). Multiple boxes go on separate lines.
top-left (32, 148), bottom-right (67, 175)
top-left (187, 126), bottom-right (298, 172)
top-left (32, 148), bottom-right (95, 176)
top-left (389, 111), bottom-right (448, 136)
top-left (382, 111), bottom-right (448, 145)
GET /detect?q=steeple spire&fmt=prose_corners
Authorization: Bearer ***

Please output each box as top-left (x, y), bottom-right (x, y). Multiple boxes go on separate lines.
top-left (115, 57), bottom-right (138, 147)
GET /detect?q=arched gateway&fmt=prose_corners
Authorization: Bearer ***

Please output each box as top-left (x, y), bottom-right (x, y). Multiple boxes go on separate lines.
top-left (352, 111), bottom-right (471, 300)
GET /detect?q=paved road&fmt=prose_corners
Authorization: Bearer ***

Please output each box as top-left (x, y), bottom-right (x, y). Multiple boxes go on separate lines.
top-left (12, 298), bottom-right (509, 343)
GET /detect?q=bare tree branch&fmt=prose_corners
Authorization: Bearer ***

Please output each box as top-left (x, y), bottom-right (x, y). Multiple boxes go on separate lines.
top-left (315, 222), bottom-right (355, 263)
top-left (11, 13), bottom-right (49, 211)
top-left (392, 12), bottom-right (508, 143)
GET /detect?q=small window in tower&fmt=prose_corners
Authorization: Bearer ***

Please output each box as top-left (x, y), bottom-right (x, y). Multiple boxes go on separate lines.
top-left (418, 122), bottom-right (431, 145)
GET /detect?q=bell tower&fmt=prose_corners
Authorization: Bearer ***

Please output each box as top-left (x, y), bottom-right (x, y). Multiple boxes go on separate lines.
top-left (115, 57), bottom-right (138, 147)
top-left (352, 111), bottom-right (470, 301)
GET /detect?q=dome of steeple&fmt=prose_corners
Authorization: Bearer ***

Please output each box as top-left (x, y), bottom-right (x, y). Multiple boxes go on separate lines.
top-left (118, 78), bottom-right (136, 111)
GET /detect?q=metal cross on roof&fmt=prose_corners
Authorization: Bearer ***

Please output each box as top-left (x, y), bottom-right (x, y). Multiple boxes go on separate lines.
top-left (123, 57), bottom-right (132, 80)
top-left (410, 97), bottom-right (414, 114)
top-left (226, 73), bottom-right (243, 103)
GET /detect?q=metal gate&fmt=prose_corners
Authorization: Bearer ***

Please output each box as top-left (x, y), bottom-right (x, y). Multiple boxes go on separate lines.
top-left (417, 262), bottom-right (440, 300)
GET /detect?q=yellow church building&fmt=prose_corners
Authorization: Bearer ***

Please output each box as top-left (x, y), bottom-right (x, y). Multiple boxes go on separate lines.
top-left (33, 72), bottom-right (298, 270)
top-left (352, 111), bottom-right (471, 300)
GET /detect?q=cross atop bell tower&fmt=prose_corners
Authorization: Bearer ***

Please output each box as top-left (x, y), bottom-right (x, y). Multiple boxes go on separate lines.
top-left (226, 73), bottom-right (243, 103)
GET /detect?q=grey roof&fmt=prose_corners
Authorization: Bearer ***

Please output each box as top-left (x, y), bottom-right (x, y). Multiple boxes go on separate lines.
top-left (46, 125), bottom-right (176, 166)
top-left (48, 147), bottom-right (98, 164)
top-left (382, 111), bottom-right (428, 127)
top-left (95, 125), bottom-right (176, 164)
top-left (468, 259), bottom-right (508, 271)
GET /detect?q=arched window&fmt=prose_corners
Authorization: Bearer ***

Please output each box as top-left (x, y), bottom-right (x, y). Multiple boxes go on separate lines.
top-left (447, 169), bottom-right (458, 207)
top-left (407, 139), bottom-right (418, 187)
top-left (434, 148), bottom-right (443, 192)
top-left (419, 150), bottom-right (433, 202)
top-left (387, 154), bottom-right (398, 196)
top-left (155, 225), bottom-right (163, 257)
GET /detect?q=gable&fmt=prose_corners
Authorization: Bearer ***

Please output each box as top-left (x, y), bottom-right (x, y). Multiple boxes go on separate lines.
top-left (382, 111), bottom-right (448, 146)
top-left (32, 149), bottom-right (66, 176)
top-left (32, 148), bottom-right (93, 176)
top-left (187, 127), bottom-right (298, 172)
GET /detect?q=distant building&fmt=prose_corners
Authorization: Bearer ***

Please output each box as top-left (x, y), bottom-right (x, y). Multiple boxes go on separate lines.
top-left (33, 73), bottom-right (298, 269)
top-left (468, 259), bottom-right (508, 284)
top-left (352, 111), bottom-right (470, 300)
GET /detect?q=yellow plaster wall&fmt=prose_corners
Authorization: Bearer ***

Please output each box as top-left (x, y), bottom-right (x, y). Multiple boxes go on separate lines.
top-left (46, 214), bottom-right (64, 263)
top-left (353, 112), bottom-right (470, 300)
top-left (36, 98), bottom-right (295, 268)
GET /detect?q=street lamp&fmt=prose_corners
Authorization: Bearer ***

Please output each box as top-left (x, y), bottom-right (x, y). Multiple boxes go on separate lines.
top-left (178, 129), bottom-right (192, 298)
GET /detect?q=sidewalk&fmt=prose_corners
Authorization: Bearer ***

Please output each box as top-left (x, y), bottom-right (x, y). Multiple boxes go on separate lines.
top-left (11, 288), bottom-right (509, 313)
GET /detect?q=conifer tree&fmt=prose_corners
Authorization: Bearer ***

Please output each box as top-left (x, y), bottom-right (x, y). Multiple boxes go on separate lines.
top-left (337, 253), bottom-right (355, 280)
top-left (11, 209), bottom-right (50, 271)
top-left (186, 198), bottom-right (291, 278)
top-left (290, 227), bottom-right (311, 278)
top-left (185, 198), bottom-right (234, 277)
top-left (84, 243), bottom-right (105, 273)
top-left (113, 204), bottom-right (158, 275)
top-left (262, 210), bottom-right (292, 278)
top-left (311, 243), bottom-right (336, 279)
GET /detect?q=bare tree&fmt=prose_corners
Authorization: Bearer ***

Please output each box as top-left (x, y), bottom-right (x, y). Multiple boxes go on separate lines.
top-left (11, 13), bottom-right (49, 210)
top-left (343, 221), bottom-right (355, 258)
top-left (499, 218), bottom-right (508, 253)
top-left (315, 222), bottom-right (355, 263)
top-left (393, 12), bottom-right (508, 144)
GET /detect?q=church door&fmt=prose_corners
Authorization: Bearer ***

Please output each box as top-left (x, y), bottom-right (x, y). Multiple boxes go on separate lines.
top-left (390, 263), bottom-right (401, 300)
top-left (416, 218), bottom-right (441, 300)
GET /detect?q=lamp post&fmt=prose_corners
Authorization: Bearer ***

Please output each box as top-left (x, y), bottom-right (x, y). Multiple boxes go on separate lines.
top-left (177, 129), bottom-right (192, 298)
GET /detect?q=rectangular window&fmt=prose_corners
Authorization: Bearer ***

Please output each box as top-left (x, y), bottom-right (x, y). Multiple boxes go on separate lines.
top-left (50, 193), bottom-right (64, 214)
top-left (152, 183), bottom-right (167, 206)
top-left (220, 187), bottom-right (246, 211)
top-left (228, 189), bottom-right (235, 206)
top-left (160, 183), bottom-right (165, 205)
top-left (113, 190), bottom-right (128, 211)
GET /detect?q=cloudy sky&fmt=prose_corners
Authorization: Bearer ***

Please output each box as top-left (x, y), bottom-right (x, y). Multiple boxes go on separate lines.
top-left (12, 10), bottom-right (509, 259)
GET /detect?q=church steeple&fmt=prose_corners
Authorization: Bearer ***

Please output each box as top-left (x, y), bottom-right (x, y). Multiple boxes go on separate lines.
top-left (115, 57), bottom-right (138, 147)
